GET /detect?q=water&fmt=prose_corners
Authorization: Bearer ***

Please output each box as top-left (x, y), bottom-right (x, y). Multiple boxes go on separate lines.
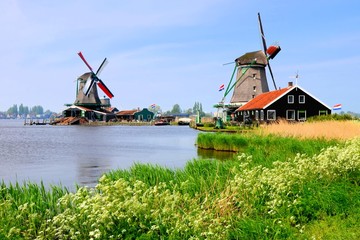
top-left (0, 120), bottom-right (235, 190)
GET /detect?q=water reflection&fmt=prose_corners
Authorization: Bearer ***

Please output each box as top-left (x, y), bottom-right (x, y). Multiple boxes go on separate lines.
top-left (76, 156), bottom-right (111, 188)
top-left (197, 148), bottom-right (238, 160)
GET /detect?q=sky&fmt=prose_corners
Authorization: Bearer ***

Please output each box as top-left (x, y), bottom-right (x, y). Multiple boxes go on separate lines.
top-left (1, 0), bottom-right (360, 114)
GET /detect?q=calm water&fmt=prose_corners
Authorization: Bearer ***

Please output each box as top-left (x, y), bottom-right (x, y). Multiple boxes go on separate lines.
top-left (0, 120), bottom-right (234, 190)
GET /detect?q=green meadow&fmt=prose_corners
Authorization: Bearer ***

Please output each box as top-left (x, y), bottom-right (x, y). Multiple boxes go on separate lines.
top-left (1, 134), bottom-right (359, 239)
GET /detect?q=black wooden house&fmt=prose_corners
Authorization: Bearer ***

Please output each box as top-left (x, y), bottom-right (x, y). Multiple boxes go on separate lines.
top-left (235, 83), bottom-right (331, 123)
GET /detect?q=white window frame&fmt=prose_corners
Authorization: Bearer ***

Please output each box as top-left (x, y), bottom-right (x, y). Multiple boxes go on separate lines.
top-left (299, 95), bottom-right (305, 104)
top-left (286, 110), bottom-right (295, 120)
top-left (319, 110), bottom-right (327, 116)
top-left (267, 110), bottom-right (276, 121)
top-left (255, 110), bottom-right (259, 120)
top-left (298, 110), bottom-right (306, 121)
top-left (260, 110), bottom-right (264, 121)
top-left (288, 95), bottom-right (294, 104)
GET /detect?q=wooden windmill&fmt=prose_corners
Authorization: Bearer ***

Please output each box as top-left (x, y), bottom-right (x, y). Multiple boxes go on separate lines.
top-left (74, 52), bottom-right (114, 109)
top-left (221, 13), bottom-right (281, 108)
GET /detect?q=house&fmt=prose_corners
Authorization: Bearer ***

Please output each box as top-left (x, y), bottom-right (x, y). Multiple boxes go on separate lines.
top-left (116, 110), bottom-right (138, 122)
top-left (134, 108), bottom-right (154, 122)
top-left (235, 82), bottom-right (331, 123)
top-left (116, 108), bottom-right (155, 122)
top-left (63, 105), bottom-right (116, 122)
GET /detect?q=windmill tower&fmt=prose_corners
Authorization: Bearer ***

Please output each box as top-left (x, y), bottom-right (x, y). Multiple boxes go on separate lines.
top-left (74, 52), bottom-right (114, 109)
top-left (226, 13), bottom-right (281, 108)
top-left (230, 50), bottom-right (270, 104)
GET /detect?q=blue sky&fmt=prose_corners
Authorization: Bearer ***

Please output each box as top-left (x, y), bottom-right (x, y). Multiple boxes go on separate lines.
top-left (1, 0), bottom-right (359, 114)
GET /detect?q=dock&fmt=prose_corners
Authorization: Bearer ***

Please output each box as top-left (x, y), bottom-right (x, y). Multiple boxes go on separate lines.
top-left (24, 119), bottom-right (53, 125)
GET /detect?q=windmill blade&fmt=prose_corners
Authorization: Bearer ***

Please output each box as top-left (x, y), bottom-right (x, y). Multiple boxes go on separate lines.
top-left (96, 58), bottom-right (108, 75)
top-left (222, 61), bottom-right (235, 66)
top-left (258, 13), bottom-right (268, 56)
top-left (97, 79), bottom-right (114, 98)
top-left (267, 62), bottom-right (277, 90)
top-left (83, 75), bottom-right (96, 96)
top-left (78, 51), bottom-right (93, 72)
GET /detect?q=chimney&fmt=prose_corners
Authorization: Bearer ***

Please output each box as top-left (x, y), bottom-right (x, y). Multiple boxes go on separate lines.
top-left (288, 82), bottom-right (293, 87)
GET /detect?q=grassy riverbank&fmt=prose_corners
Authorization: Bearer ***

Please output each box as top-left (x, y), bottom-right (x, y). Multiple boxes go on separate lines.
top-left (1, 123), bottom-right (359, 239)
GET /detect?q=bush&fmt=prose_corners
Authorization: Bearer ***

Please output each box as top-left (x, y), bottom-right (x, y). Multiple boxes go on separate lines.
top-left (307, 113), bottom-right (355, 122)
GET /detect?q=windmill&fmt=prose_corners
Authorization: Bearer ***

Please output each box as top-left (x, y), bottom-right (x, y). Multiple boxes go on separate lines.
top-left (220, 13), bottom-right (281, 109)
top-left (74, 52), bottom-right (114, 108)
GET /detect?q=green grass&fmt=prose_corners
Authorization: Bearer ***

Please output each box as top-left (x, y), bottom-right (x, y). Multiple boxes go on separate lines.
top-left (0, 135), bottom-right (359, 239)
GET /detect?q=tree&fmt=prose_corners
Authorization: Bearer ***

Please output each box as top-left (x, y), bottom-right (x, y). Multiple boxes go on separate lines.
top-left (193, 102), bottom-right (205, 117)
top-left (185, 108), bottom-right (193, 114)
top-left (18, 104), bottom-right (30, 117)
top-left (148, 104), bottom-right (162, 114)
top-left (30, 105), bottom-right (44, 115)
top-left (170, 104), bottom-right (181, 114)
top-left (7, 104), bottom-right (18, 117)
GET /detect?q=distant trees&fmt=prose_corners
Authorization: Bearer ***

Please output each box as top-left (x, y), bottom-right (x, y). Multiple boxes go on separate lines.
top-left (5, 104), bottom-right (47, 118)
top-left (19, 104), bottom-right (29, 116)
top-left (162, 102), bottom-right (207, 116)
top-left (7, 104), bottom-right (18, 116)
top-left (193, 102), bottom-right (205, 117)
top-left (170, 104), bottom-right (182, 114)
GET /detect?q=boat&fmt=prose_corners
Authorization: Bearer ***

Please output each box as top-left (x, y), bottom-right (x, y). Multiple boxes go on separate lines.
top-left (154, 120), bottom-right (170, 126)
top-left (178, 117), bottom-right (191, 125)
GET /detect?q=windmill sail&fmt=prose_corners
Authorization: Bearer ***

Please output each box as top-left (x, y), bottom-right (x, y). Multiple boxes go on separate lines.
top-left (97, 80), bottom-right (114, 99)
top-left (78, 51), bottom-right (93, 71)
top-left (257, 12), bottom-right (279, 90)
top-left (83, 74), bottom-right (95, 96)
top-left (75, 52), bottom-right (114, 107)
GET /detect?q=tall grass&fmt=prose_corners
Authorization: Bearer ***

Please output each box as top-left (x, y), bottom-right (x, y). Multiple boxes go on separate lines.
top-left (197, 132), bottom-right (338, 168)
top-left (0, 181), bottom-right (68, 239)
top-left (261, 120), bottom-right (360, 140)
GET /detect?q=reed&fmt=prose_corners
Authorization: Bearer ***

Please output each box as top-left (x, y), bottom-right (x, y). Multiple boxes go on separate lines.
top-left (260, 120), bottom-right (360, 140)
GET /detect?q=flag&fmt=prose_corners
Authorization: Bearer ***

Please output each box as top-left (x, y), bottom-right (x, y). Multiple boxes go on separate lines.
top-left (219, 84), bottom-right (225, 92)
top-left (333, 104), bottom-right (342, 110)
top-left (151, 104), bottom-right (156, 109)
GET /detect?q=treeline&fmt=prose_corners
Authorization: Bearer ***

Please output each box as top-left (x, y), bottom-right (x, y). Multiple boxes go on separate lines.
top-left (150, 102), bottom-right (208, 117)
top-left (1, 104), bottom-right (55, 119)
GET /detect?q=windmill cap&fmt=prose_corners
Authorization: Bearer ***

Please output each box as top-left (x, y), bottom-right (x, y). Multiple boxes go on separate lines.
top-left (235, 50), bottom-right (267, 66)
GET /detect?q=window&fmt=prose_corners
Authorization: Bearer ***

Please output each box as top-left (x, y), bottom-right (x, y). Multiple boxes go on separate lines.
top-left (260, 110), bottom-right (264, 121)
top-left (286, 110), bottom-right (295, 120)
top-left (299, 95), bottom-right (305, 103)
top-left (288, 95), bottom-right (294, 104)
top-left (298, 110), bottom-right (306, 121)
top-left (255, 110), bottom-right (259, 120)
top-left (319, 110), bottom-right (327, 116)
top-left (267, 110), bottom-right (276, 120)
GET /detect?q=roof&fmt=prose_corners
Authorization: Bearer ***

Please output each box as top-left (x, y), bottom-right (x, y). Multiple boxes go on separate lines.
top-left (104, 107), bottom-right (119, 113)
top-left (237, 86), bottom-right (291, 111)
top-left (235, 50), bottom-right (267, 66)
top-left (236, 85), bottom-right (332, 111)
top-left (116, 110), bottom-right (138, 116)
top-left (63, 105), bottom-right (111, 115)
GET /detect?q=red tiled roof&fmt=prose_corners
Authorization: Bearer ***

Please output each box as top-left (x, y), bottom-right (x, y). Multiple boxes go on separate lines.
top-left (237, 86), bottom-right (292, 111)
